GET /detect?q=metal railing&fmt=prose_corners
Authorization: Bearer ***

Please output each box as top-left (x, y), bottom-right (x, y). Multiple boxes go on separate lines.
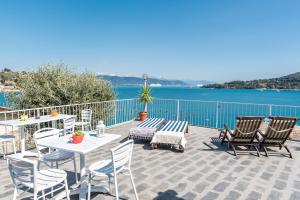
top-left (147, 98), bottom-right (300, 128)
top-left (0, 98), bottom-right (299, 153)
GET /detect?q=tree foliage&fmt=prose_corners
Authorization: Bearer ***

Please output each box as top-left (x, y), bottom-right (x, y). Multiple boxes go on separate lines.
top-left (6, 64), bottom-right (115, 109)
top-left (138, 86), bottom-right (153, 112)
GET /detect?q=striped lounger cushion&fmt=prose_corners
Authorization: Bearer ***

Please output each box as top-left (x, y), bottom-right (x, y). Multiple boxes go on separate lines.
top-left (151, 120), bottom-right (188, 148)
top-left (129, 118), bottom-right (165, 140)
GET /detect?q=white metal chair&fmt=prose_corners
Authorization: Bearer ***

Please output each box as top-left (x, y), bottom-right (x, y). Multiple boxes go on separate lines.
top-left (75, 109), bottom-right (92, 131)
top-left (87, 140), bottom-right (138, 200)
top-left (0, 133), bottom-right (16, 158)
top-left (33, 128), bottom-right (78, 184)
top-left (63, 117), bottom-right (75, 135)
top-left (7, 154), bottom-right (70, 200)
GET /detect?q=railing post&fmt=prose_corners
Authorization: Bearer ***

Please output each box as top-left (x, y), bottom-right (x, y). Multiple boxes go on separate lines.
top-left (114, 101), bottom-right (117, 125)
top-left (269, 104), bottom-right (272, 116)
top-left (176, 100), bottom-right (180, 121)
top-left (216, 101), bottom-right (219, 128)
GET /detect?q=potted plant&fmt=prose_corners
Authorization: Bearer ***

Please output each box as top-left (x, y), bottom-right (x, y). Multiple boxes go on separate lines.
top-left (138, 86), bottom-right (153, 121)
top-left (70, 130), bottom-right (85, 144)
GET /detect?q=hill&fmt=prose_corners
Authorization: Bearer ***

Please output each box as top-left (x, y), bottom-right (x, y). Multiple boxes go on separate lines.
top-left (97, 75), bottom-right (187, 86)
top-left (203, 72), bottom-right (300, 89)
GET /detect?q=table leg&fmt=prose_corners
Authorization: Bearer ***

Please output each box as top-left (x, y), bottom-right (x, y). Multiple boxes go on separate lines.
top-left (79, 154), bottom-right (87, 200)
top-left (20, 126), bottom-right (25, 154)
top-left (19, 126), bottom-right (38, 157)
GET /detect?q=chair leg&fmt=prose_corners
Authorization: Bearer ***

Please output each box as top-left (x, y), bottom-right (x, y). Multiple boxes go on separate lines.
top-left (114, 175), bottom-right (119, 200)
top-left (42, 190), bottom-right (46, 200)
top-left (221, 134), bottom-right (226, 145)
top-left (283, 145), bottom-right (293, 158)
top-left (108, 176), bottom-right (111, 192)
top-left (73, 156), bottom-right (78, 184)
top-left (253, 145), bottom-right (260, 157)
top-left (87, 174), bottom-right (91, 200)
top-left (64, 178), bottom-right (70, 200)
top-left (262, 146), bottom-right (268, 157)
top-left (13, 187), bottom-right (17, 200)
top-left (128, 170), bottom-right (139, 200)
top-left (33, 191), bottom-right (38, 200)
top-left (56, 161), bottom-right (59, 169)
top-left (230, 143), bottom-right (237, 157)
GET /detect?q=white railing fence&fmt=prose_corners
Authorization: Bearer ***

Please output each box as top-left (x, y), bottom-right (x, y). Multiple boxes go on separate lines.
top-left (0, 98), bottom-right (299, 153)
top-left (148, 98), bottom-right (300, 129)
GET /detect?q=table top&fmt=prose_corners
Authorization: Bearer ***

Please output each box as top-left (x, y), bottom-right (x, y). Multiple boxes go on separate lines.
top-left (0, 114), bottom-right (75, 127)
top-left (37, 131), bottom-right (121, 154)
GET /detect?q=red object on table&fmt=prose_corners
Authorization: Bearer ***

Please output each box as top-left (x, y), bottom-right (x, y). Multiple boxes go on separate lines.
top-left (71, 135), bottom-right (84, 144)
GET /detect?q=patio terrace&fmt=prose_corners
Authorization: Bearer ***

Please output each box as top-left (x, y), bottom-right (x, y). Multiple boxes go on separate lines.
top-left (1, 121), bottom-right (300, 200)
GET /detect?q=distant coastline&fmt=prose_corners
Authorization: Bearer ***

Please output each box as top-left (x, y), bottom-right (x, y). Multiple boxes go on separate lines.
top-left (203, 72), bottom-right (300, 90)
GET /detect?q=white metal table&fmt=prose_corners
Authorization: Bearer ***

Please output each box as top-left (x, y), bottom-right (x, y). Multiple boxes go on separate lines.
top-left (38, 131), bottom-right (121, 200)
top-left (0, 114), bottom-right (75, 157)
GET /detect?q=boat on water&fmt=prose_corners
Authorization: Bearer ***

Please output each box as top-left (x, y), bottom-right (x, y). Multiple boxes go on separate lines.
top-left (149, 83), bottom-right (162, 87)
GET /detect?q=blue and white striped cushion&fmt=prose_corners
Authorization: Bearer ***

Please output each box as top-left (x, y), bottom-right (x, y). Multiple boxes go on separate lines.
top-left (160, 120), bottom-right (188, 133)
top-left (137, 118), bottom-right (165, 128)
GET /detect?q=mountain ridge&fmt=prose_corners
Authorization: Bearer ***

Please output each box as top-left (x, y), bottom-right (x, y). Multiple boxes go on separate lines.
top-left (203, 72), bottom-right (300, 89)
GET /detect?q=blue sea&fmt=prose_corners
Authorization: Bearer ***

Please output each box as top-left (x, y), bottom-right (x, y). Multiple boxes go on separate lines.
top-left (1, 87), bottom-right (300, 128)
top-left (115, 86), bottom-right (300, 106)
top-left (1, 87), bottom-right (300, 106)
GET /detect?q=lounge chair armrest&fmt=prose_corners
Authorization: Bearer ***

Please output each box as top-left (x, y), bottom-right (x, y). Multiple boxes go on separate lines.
top-left (255, 129), bottom-right (265, 141)
top-left (224, 124), bottom-right (233, 135)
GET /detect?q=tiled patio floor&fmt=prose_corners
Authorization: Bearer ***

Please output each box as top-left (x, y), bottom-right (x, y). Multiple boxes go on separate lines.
top-left (1, 121), bottom-right (300, 200)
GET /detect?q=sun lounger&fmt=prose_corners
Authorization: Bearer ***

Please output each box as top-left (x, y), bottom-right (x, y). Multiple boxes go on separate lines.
top-left (220, 116), bottom-right (263, 157)
top-left (128, 118), bottom-right (166, 141)
top-left (151, 120), bottom-right (188, 152)
top-left (256, 116), bottom-right (299, 158)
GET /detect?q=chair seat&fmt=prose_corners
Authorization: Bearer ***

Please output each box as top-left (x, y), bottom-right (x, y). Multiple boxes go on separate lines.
top-left (89, 160), bottom-right (114, 177)
top-left (42, 150), bottom-right (74, 162)
top-left (23, 168), bottom-right (67, 191)
top-left (0, 134), bottom-right (15, 142)
top-left (75, 122), bottom-right (90, 126)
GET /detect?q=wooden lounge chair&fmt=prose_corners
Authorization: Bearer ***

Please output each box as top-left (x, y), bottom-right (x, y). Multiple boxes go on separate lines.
top-left (150, 120), bottom-right (188, 152)
top-left (256, 116), bottom-right (299, 158)
top-left (128, 118), bottom-right (166, 141)
top-left (220, 116), bottom-right (263, 157)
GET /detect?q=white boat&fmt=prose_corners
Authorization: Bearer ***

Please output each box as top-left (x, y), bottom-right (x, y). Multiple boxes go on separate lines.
top-left (149, 83), bottom-right (162, 87)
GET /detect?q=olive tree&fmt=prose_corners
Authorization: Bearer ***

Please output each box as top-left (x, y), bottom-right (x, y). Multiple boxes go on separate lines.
top-left (8, 64), bottom-right (115, 108)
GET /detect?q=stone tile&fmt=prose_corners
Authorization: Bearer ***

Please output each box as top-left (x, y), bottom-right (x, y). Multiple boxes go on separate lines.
top-left (206, 172), bottom-right (220, 182)
top-left (234, 181), bottom-right (248, 192)
top-left (201, 192), bottom-right (219, 200)
top-left (273, 180), bottom-right (287, 190)
top-left (193, 181), bottom-right (210, 193)
top-left (246, 191), bottom-right (262, 200)
top-left (267, 190), bottom-right (283, 200)
top-left (213, 181), bottom-right (230, 192)
top-left (290, 191), bottom-right (300, 200)
top-left (182, 192), bottom-right (197, 200)
top-left (224, 190), bottom-right (241, 200)
top-left (260, 172), bottom-right (273, 181)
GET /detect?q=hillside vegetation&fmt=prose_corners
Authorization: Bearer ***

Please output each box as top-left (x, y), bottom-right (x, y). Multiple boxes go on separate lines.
top-left (203, 72), bottom-right (300, 89)
top-left (98, 75), bottom-right (187, 86)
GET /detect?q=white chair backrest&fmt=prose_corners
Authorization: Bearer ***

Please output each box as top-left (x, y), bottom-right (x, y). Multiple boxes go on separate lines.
top-left (111, 140), bottom-right (134, 173)
top-left (81, 109), bottom-right (92, 122)
top-left (33, 128), bottom-right (60, 156)
top-left (7, 155), bottom-right (37, 187)
top-left (63, 117), bottom-right (75, 135)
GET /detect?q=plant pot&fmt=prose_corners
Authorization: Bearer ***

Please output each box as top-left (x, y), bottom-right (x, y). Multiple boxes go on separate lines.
top-left (139, 112), bottom-right (148, 121)
top-left (71, 135), bottom-right (84, 144)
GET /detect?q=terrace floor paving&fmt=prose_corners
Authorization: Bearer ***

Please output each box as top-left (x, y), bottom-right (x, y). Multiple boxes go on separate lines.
top-left (1, 121), bottom-right (300, 200)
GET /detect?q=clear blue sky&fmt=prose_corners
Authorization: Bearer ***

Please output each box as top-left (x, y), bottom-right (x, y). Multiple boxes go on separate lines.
top-left (0, 0), bottom-right (300, 82)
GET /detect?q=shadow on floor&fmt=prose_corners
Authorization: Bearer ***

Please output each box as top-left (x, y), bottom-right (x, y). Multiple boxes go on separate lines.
top-left (153, 190), bottom-right (184, 200)
top-left (202, 137), bottom-right (261, 157)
